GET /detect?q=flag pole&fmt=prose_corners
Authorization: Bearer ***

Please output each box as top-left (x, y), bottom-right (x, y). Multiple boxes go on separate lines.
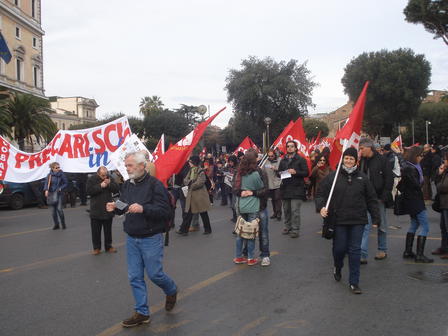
top-left (324, 139), bottom-right (348, 210)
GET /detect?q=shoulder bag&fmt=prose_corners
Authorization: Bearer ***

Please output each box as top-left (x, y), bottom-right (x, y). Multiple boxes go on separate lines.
top-left (234, 216), bottom-right (260, 240)
top-left (46, 175), bottom-right (58, 206)
top-left (322, 174), bottom-right (348, 240)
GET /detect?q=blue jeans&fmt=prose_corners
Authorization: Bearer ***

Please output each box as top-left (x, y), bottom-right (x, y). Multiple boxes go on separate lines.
top-left (361, 201), bottom-right (387, 259)
top-left (258, 208), bottom-right (270, 257)
top-left (50, 193), bottom-right (65, 227)
top-left (236, 212), bottom-right (258, 259)
top-left (333, 224), bottom-right (365, 286)
top-left (126, 234), bottom-right (177, 316)
top-left (408, 210), bottom-right (430, 237)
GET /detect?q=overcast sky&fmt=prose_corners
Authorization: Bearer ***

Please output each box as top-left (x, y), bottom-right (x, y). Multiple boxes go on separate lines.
top-left (42, 0), bottom-right (447, 128)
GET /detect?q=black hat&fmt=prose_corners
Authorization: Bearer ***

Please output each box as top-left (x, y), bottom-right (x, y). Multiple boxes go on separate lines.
top-left (343, 147), bottom-right (358, 162)
top-left (189, 155), bottom-right (200, 166)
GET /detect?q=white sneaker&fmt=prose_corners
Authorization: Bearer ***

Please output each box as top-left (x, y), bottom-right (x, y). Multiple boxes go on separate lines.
top-left (261, 257), bottom-right (271, 267)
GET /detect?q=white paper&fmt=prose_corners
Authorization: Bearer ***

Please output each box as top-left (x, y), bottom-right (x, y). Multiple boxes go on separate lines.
top-left (280, 170), bottom-right (292, 180)
top-left (181, 186), bottom-right (189, 197)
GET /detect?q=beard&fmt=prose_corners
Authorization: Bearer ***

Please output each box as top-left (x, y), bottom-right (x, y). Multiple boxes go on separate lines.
top-left (128, 169), bottom-right (145, 180)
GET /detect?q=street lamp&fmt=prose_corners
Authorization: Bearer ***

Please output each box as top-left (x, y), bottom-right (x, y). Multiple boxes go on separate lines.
top-left (425, 120), bottom-right (431, 144)
top-left (264, 117), bottom-right (272, 153)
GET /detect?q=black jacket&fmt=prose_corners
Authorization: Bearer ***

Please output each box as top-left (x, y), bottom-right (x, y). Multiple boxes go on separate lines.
top-left (315, 168), bottom-right (380, 226)
top-left (278, 153), bottom-right (309, 200)
top-left (420, 151), bottom-right (433, 177)
top-left (116, 173), bottom-right (171, 238)
top-left (87, 174), bottom-right (119, 220)
top-left (397, 162), bottom-right (425, 216)
top-left (359, 152), bottom-right (393, 204)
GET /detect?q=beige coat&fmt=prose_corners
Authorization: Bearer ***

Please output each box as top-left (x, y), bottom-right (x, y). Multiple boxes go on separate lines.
top-left (184, 168), bottom-right (211, 214)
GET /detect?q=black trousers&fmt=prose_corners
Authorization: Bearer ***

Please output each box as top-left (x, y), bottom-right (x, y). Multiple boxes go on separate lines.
top-left (180, 211), bottom-right (211, 233)
top-left (91, 218), bottom-right (113, 250)
top-left (268, 189), bottom-right (282, 217)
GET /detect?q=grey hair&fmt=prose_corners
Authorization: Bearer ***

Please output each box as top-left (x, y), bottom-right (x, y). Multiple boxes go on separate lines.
top-left (125, 151), bottom-right (147, 166)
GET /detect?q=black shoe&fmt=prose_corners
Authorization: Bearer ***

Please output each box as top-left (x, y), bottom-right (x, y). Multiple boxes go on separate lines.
top-left (349, 284), bottom-right (362, 294)
top-left (270, 215), bottom-right (277, 219)
top-left (52, 225), bottom-right (60, 230)
top-left (333, 267), bottom-right (341, 282)
top-left (403, 232), bottom-right (415, 259)
top-left (277, 216), bottom-right (282, 221)
top-left (175, 230), bottom-right (188, 236)
top-left (121, 312), bottom-right (150, 328)
top-left (360, 259), bottom-right (368, 265)
top-left (415, 236), bottom-right (434, 263)
top-left (203, 231), bottom-right (212, 235)
top-left (165, 292), bottom-right (177, 311)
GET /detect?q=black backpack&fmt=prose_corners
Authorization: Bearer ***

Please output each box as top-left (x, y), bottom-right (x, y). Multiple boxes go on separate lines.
top-left (149, 177), bottom-right (176, 246)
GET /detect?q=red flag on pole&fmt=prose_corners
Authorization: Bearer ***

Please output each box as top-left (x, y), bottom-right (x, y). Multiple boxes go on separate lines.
top-left (308, 131), bottom-right (321, 152)
top-left (281, 118), bottom-right (311, 171)
top-left (329, 81), bottom-right (369, 170)
top-left (391, 135), bottom-right (403, 152)
top-left (151, 133), bottom-right (165, 162)
top-left (233, 136), bottom-right (259, 155)
top-left (272, 120), bottom-right (294, 153)
top-left (155, 107), bottom-right (226, 184)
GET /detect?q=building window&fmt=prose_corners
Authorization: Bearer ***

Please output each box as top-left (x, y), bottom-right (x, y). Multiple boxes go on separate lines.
top-left (62, 123), bottom-right (65, 130)
top-left (31, 0), bottom-right (36, 18)
top-left (32, 37), bottom-right (37, 48)
top-left (15, 27), bottom-right (21, 39)
top-left (16, 59), bottom-right (22, 81)
top-left (33, 66), bottom-right (39, 87)
top-left (14, 0), bottom-right (20, 7)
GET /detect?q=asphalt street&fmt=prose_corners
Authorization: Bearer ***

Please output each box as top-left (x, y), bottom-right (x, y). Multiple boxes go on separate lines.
top-left (1, 199), bottom-right (447, 336)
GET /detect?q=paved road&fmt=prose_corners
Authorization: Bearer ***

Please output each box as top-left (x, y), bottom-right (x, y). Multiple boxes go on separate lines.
top-left (1, 200), bottom-right (447, 336)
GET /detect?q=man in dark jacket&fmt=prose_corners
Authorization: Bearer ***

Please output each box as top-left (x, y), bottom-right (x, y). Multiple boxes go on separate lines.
top-left (278, 140), bottom-right (309, 238)
top-left (86, 166), bottom-right (119, 255)
top-left (359, 138), bottom-right (393, 263)
top-left (106, 152), bottom-right (177, 328)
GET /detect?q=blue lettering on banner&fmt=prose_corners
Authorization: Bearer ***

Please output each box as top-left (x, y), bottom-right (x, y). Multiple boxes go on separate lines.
top-left (88, 137), bottom-right (124, 168)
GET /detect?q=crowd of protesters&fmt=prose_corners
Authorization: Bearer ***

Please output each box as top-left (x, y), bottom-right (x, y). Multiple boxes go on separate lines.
top-left (28, 136), bottom-right (448, 327)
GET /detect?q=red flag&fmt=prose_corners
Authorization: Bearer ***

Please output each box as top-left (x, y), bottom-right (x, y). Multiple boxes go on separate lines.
top-left (308, 131), bottom-right (321, 152)
top-left (155, 107), bottom-right (226, 184)
top-left (281, 118), bottom-right (311, 172)
top-left (199, 146), bottom-right (207, 158)
top-left (233, 136), bottom-right (259, 155)
top-left (329, 81), bottom-right (369, 170)
top-left (151, 134), bottom-right (165, 162)
top-left (272, 120), bottom-right (294, 153)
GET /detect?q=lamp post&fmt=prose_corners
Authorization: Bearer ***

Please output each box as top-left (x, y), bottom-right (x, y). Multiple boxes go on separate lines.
top-left (264, 117), bottom-right (272, 153)
top-left (425, 120), bottom-right (431, 144)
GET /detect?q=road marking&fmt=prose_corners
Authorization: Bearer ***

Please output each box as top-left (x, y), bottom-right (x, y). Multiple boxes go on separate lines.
top-left (150, 320), bottom-right (192, 333)
top-left (0, 227), bottom-right (51, 239)
top-left (0, 206), bottom-right (80, 221)
top-left (316, 231), bottom-right (441, 241)
top-left (405, 262), bottom-right (448, 267)
top-left (0, 242), bottom-right (126, 275)
top-left (96, 251), bottom-right (280, 336)
top-left (232, 317), bottom-right (268, 336)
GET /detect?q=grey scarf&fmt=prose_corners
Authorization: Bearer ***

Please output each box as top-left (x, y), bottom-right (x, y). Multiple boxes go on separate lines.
top-left (342, 165), bottom-right (357, 175)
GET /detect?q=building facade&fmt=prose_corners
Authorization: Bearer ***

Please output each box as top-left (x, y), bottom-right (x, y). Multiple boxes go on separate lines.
top-left (49, 96), bottom-right (98, 130)
top-left (0, 0), bottom-right (44, 98)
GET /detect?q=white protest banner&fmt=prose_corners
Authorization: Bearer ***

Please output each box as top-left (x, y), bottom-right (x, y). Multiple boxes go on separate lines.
top-left (109, 134), bottom-right (152, 181)
top-left (0, 117), bottom-right (131, 182)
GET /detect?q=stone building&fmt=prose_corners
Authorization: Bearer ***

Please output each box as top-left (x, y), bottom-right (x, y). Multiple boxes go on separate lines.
top-left (49, 96), bottom-right (99, 130)
top-left (0, 0), bottom-right (44, 98)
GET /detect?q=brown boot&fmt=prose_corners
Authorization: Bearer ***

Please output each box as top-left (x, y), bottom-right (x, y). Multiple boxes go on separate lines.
top-left (121, 312), bottom-right (150, 328)
top-left (92, 249), bottom-right (101, 255)
top-left (106, 247), bottom-right (117, 253)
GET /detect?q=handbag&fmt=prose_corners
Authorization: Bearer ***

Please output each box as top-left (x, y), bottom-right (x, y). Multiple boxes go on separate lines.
top-left (432, 193), bottom-right (441, 213)
top-left (46, 175), bottom-right (59, 206)
top-left (234, 216), bottom-right (259, 240)
top-left (393, 192), bottom-right (408, 216)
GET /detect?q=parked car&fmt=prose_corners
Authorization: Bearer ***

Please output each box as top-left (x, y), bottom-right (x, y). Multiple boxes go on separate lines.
top-left (0, 181), bottom-right (38, 210)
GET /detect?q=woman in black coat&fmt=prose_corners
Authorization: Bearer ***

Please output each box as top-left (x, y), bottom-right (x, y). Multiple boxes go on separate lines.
top-left (316, 148), bottom-right (380, 294)
top-left (399, 146), bottom-right (433, 263)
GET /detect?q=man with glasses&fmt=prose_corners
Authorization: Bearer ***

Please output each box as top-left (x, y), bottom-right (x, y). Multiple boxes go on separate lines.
top-left (277, 141), bottom-right (309, 238)
top-left (359, 138), bottom-right (393, 263)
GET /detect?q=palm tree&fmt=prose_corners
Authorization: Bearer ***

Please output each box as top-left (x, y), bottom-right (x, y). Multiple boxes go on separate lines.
top-left (3, 93), bottom-right (57, 150)
top-left (139, 95), bottom-right (164, 117)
